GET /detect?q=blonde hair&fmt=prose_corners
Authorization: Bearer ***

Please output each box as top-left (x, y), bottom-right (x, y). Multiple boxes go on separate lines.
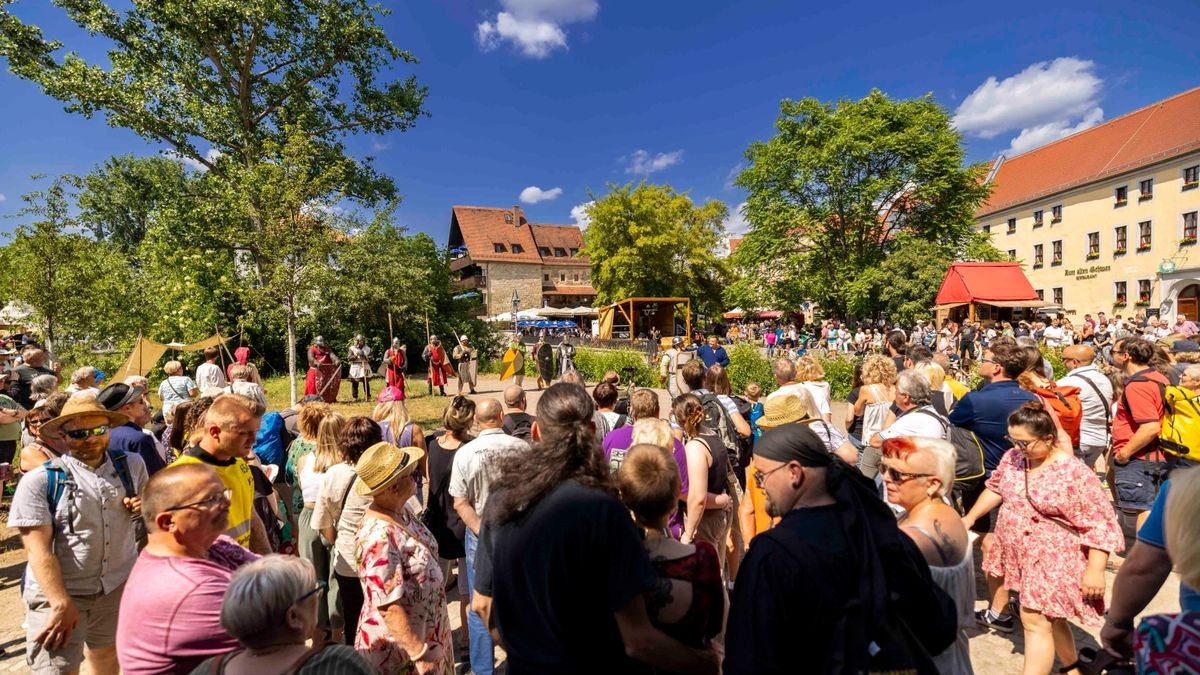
top-left (630, 418), bottom-right (673, 450)
top-left (229, 364), bottom-right (250, 381)
top-left (163, 360), bottom-right (184, 376)
top-left (1166, 465), bottom-right (1200, 589)
top-left (297, 402), bottom-right (331, 440)
top-left (312, 412), bottom-right (346, 473)
top-left (860, 354), bottom-right (898, 386)
top-left (915, 361), bottom-right (946, 392)
top-left (205, 394), bottom-right (262, 431)
top-left (372, 400), bottom-right (412, 441)
top-left (795, 356), bottom-right (825, 382)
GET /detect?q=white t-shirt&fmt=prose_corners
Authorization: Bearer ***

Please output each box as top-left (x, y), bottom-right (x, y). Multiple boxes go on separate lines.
top-left (767, 382), bottom-right (833, 417)
top-left (1042, 326), bottom-right (1065, 347)
top-left (195, 362), bottom-right (227, 391)
top-left (878, 406), bottom-right (949, 442)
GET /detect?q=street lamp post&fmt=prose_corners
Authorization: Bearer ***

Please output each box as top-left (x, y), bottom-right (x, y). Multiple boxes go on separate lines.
top-left (512, 289), bottom-right (520, 340)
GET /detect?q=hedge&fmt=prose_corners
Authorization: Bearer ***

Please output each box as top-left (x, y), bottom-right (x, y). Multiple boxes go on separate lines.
top-left (726, 343), bottom-right (857, 401)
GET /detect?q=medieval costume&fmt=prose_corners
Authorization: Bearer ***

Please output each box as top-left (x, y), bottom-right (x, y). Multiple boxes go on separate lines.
top-left (501, 339), bottom-right (526, 386)
top-left (556, 340), bottom-right (577, 379)
top-left (422, 336), bottom-right (452, 396)
top-left (659, 338), bottom-right (692, 398)
top-left (304, 336), bottom-right (340, 403)
top-left (348, 335), bottom-right (373, 401)
top-left (535, 337), bottom-right (554, 390)
top-left (226, 346), bottom-right (262, 385)
top-left (382, 337), bottom-right (407, 396)
top-left (452, 336), bottom-right (478, 395)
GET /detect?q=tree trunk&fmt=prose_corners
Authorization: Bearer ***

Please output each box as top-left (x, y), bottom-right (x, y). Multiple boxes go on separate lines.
top-left (286, 297), bottom-right (298, 406)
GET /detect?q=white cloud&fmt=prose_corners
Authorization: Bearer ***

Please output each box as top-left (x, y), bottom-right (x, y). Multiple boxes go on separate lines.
top-left (164, 148), bottom-right (223, 172)
top-left (477, 0), bottom-right (597, 58)
top-left (953, 58), bottom-right (1102, 139)
top-left (723, 201), bottom-right (751, 236)
top-left (624, 149), bottom-right (683, 176)
top-left (519, 185), bottom-right (563, 204)
top-left (570, 201), bottom-right (593, 230)
top-left (0, 194), bottom-right (6, 203)
top-left (371, 140), bottom-right (390, 153)
top-left (1005, 106), bottom-right (1105, 156)
top-left (724, 163), bottom-right (745, 191)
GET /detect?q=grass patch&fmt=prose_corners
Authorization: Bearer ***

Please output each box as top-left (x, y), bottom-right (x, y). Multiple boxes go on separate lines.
top-left (257, 375), bottom-right (452, 430)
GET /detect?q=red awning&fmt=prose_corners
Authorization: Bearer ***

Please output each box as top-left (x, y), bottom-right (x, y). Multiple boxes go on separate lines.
top-left (756, 311), bottom-right (783, 319)
top-left (934, 262), bottom-right (1040, 306)
top-left (723, 310), bottom-right (745, 319)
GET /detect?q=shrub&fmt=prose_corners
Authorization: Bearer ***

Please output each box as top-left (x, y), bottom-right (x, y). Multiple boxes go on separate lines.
top-left (1040, 345), bottom-right (1067, 379)
top-left (572, 347), bottom-right (657, 387)
top-left (727, 343), bottom-right (777, 396)
top-left (817, 355), bottom-right (857, 401)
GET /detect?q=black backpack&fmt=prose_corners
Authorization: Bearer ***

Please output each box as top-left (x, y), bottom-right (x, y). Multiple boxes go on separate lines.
top-left (699, 393), bottom-right (740, 469)
top-left (505, 413), bottom-right (534, 443)
top-left (912, 407), bottom-right (986, 482)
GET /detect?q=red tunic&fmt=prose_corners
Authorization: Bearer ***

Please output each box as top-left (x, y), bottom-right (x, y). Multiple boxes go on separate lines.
top-left (385, 348), bottom-right (406, 391)
top-left (303, 345), bottom-right (336, 398)
top-left (427, 345), bottom-right (450, 387)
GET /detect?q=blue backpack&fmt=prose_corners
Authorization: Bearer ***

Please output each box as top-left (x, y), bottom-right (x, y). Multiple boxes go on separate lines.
top-left (253, 411), bottom-right (287, 469)
top-left (44, 450), bottom-right (137, 513)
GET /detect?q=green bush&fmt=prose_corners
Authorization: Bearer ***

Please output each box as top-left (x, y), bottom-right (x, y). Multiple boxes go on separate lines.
top-left (727, 343), bottom-right (777, 396)
top-left (573, 347), bottom-right (657, 387)
top-left (817, 355), bottom-right (857, 401)
top-left (1040, 345), bottom-right (1067, 379)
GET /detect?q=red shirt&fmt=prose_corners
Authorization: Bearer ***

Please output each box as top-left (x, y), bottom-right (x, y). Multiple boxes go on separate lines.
top-left (1113, 368), bottom-right (1167, 460)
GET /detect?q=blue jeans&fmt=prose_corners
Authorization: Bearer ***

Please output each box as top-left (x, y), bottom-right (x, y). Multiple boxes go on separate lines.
top-left (464, 529), bottom-right (494, 675)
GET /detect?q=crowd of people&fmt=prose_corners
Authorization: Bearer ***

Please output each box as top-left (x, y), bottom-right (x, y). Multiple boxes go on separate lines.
top-left (2, 310), bottom-right (1199, 674)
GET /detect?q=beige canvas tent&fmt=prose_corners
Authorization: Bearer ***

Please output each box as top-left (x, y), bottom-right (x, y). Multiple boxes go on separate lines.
top-left (597, 297), bottom-right (691, 345)
top-left (111, 334), bottom-right (230, 382)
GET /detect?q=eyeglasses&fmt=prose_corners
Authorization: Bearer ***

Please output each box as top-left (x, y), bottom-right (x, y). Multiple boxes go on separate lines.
top-left (63, 425), bottom-right (110, 440)
top-left (164, 489), bottom-right (232, 512)
top-left (1111, 350), bottom-right (1126, 356)
top-left (880, 464), bottom-right (932, 484)
top-left (753, 464), bottom-right (789, 487)
top-left (1005, 435), bottom-right (1049, 452)
top-left (979, 358), bottom-right (997, 366)
top-left (295, 580), bottom-right (328, 605)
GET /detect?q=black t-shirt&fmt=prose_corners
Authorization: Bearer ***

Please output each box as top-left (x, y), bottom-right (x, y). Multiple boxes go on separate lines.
top-left (425, 434), bottom-right (469, 559)
top-left (846, 388), bottom-right (864, 438)
top-left (8, 364), bottom-right (53, 409)
top-left (960, 326), bottom-right (977, 343)
top-left (502, 412), bottom-right (535, 440)
top-left (724, 505), bottom-right (855, 675)
top-left (474, 480), bottom-right (656, 674)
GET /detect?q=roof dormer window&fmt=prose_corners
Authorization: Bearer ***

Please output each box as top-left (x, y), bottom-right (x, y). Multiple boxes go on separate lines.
top-left (504, 213), bottom-right (513, 223)
top-left (553, 247), bottom-right (566, 257)
top-left (494, 243), bottom-right (506, 253)
top-left (538, 247), bottom-right (551, 257)
top-left (511, 244), bottom-right (524, 253)
top-left (569, 248), bottom-right (579, 256)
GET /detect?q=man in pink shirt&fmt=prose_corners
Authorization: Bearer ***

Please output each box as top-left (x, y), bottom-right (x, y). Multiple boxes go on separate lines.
top-left (116, 464), bottom-right (257, 674)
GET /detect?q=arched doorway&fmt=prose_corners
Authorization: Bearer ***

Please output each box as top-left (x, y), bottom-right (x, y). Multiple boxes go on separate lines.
top-left (1178, 284), bottom-right (1200, 321)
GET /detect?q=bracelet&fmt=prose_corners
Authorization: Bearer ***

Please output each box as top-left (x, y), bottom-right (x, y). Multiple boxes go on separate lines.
top-left (409, 643), bottom-right (429, 661)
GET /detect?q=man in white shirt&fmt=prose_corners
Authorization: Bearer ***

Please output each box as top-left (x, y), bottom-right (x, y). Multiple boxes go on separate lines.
top-left (869, 370), bottom-right (950, 447)
top-left (766, 358), bottom-right (832, 421)
top-left (1041, 319), bottom-right (1065, 347)
top-left (194, 346), bottom-right (227, 391)
top-left (1058, 344), bottom-right (1113, 470)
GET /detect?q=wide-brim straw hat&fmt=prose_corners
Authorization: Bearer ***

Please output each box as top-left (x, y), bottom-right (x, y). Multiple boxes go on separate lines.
top-left (757, 394), bottom-right (808, 429)
top-left (41, 396), bottom-right (129, 436)
top-left (355, 442), bottom-right (425, 496)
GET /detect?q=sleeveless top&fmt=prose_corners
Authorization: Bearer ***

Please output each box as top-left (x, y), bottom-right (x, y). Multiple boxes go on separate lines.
top-left (860, 384), bottom-right (892, 443)
top-left (693, 431), bottom-right (728, 495)
top-left (911, 525), bottom-right (976, 675)
top-left (422, 434), bottom-right (468, 560)
top-left (649, 541), bottom-right (725, 649)
top-left (299, 457), bottom-right (324, 504)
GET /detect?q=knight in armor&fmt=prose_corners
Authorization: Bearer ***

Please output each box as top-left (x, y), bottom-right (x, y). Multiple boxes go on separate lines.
top-left (347, 335), bottom-right (373, 401)
top-left (422, 336), bottom-right (451, 396)
top-left (556, 338), bottom-right (577, 379)
top-left (304, 335), bottom-right (340, 403)
top-left (452, 336), bottom-right (478, 395)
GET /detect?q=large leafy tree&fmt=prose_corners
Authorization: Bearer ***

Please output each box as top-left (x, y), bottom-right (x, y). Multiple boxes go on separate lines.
top-left (583, 182), bottom-right (731, 317)
top-left (729, 90), bottom-right (992, 319)
top-left (71, 155), bottom-right (190, 256)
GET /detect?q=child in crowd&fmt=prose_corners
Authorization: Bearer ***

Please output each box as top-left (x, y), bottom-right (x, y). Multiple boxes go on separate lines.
top-left (744, 383), bottom-right (764, 440)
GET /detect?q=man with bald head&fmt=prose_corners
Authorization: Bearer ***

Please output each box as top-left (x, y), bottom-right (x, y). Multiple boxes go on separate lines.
top-left (116, 464), bottom-right (257, 674)
top-left (502, 385), bottom-right (534, 442)
top-left (450, 397), bottom-right (530, 675)
top-left (1058, 344), bottom-right (1114, 470)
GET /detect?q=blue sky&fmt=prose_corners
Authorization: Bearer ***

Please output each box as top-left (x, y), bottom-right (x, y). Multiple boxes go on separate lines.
top-left (0, 0), bottom-right (1197, 241)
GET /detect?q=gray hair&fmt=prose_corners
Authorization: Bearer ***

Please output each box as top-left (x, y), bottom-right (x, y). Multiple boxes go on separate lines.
top-left (1015, 336), bottom-right (1039, 349)
top-left (220, 555), bottom-right (315, 648)
top-left (30, 374), bottom-right (59, 401)
top-left (772, 358), bottom-right (796, 384)
top-left (909, 437), bottom-right (957, 498)
top-left (70, 366), bottom-right (95, 386)
top-left (896, 370), bottom-right (932, 405)
top-left (163, 360), bottom-right (184, 376)
top-left (1185, 365), bottom-right (1200, 382)
top-left (124, 375), bottom-right (149, 390)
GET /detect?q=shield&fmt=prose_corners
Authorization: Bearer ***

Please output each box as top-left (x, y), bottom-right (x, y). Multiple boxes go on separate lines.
top-left (536, 343), bottom-right (555, 381)
top-left (501, 347), bottom-right (524, 380)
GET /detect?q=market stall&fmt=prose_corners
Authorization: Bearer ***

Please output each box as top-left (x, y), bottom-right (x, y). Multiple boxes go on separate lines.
top-left (934, 262), bottom-right (1046, 324)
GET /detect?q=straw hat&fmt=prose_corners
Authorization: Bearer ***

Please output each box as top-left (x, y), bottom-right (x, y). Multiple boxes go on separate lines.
top-left (41, 397), bottom-right (129, 436)
top-left (355, 442), bottom-right (425, 496)
top-left (757, 394), bottom-right (808, 430)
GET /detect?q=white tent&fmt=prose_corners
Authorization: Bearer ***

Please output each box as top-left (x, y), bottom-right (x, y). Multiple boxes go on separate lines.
top-left (516, 308), bottom-right (544, 319)
top-left (538, 307), bottom-right (574, 318)
top-left (569, 306), bottom-right (597, 316)
top-left (489, 312), bottom-right (514, 322)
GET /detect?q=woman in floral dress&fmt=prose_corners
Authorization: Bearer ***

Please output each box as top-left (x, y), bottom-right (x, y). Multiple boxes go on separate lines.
top-left (353, 441), bottom-right (453, 675)
top-left (963, 401), bottom-right (1123, 675)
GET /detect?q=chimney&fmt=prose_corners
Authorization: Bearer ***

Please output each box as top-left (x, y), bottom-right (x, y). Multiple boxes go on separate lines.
top-left (512, 205), bottom-right (523, 228)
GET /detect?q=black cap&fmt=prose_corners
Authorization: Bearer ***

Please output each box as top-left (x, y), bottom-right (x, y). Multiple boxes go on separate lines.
top-left (96, 382), bottom-right (145, 411)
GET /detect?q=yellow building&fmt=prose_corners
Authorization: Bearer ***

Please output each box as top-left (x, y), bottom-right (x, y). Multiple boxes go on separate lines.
top-left (976, 86), bottom-right (1200, 321)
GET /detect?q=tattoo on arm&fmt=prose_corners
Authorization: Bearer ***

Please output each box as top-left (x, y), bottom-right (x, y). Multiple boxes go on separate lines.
top-left (930, 520), bottom-right (956, 567)
top-left (645, 577), bottom-right (674, 618)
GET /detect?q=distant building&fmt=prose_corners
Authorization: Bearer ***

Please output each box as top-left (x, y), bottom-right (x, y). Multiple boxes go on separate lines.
top-left (447, 205), bottom-right (596, 317)
top-left (976, 86), bottom-right (1200, 320)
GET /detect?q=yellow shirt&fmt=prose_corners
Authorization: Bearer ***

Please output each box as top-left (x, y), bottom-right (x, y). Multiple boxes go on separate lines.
top-left (171, 448), bottom-right (256, 548)
top-left (945, 377), bottom-right (970, 401)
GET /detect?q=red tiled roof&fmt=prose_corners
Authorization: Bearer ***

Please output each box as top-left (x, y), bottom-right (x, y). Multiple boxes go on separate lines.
top-left (728, 237), bottom-right (743, 253)
top-left (448, 206), bottom-right (590, 265)
top-left (543, 285), bottom-right (597, 295)
top-left (977, 86), bottom-right (1200, 217)
top-left (935, 262), bottom-right (1039, 305)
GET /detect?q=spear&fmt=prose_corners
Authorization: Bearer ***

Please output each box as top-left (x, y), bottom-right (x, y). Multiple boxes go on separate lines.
top-left (424, 310), bottom-right (432, 396)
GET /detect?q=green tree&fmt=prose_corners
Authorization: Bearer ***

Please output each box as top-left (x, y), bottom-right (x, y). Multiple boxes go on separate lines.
top-left (71, 155), bottom-right (190, 256)
top-left (582, 182), bottom-right (731, 316)
top-left (730, 90), bottom-right (992, 319)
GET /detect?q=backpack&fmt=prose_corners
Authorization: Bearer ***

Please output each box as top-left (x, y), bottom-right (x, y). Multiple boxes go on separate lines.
top-left (1033, 384), bottom-right (1083, 447)
top-left (507, 414), bottom-right (534, 443)
top-left (912, 408), bottom-right (986, 482)
top-left (1160, 385), bottom-right (1200, 461)
top-left (699, 393), bottom-right (740, 469)
top-left (45, 450), bottom-right (147, 548)
top-left (252, 411), bottom-right (287, 472)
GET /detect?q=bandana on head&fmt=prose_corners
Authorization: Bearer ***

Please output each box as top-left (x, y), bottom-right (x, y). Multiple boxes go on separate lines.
top-left (752, 423), bottom-right (833, 467)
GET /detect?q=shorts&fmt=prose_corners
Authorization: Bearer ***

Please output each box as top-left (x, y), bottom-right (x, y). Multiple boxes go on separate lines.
top-left (0, 438), bottom-right (16, 464)
top-left (26, 583), bottom-right (124, 673)
top-left (1112, 458), bottom-right (1167, 513)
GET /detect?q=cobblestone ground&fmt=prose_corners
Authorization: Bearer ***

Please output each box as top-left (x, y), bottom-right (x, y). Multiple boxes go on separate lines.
top-left (0, 376), bottom-right (1181, 673)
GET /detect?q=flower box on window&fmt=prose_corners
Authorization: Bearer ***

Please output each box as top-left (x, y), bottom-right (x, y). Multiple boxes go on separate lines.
top-left (1139, 193), bottom-right (1153, 201)
top-left (1182, 237), bottom-right (1198, 246)
top-left (1052, 256), bottom-right (1063, 265)
top-left (1138, 243), bottom-right (1152, 251)
top-left (1033, 221), bottom-right (1044, 228)
top-left (1086, 252), bottom-right (1100, 260)
top-left (1114, 199), bottom-right (1128, 207)
top-left (1114, 247), bottom-right (1127, 255)
top-left (1135, 301), bottom-right (1151, 307)
top-left (1051, 217), bottom-right (1062, 223)
top-left (1185, 181), bottom-right (1199, 190)
top-left (1114, 298), bottom-right (1127, 306)
top-left (1033, 263), bottom-right (1044, 269)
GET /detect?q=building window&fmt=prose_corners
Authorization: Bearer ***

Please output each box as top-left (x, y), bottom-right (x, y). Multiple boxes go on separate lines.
top-left (511, 243), bottom-right (524, 253)
top-left (1139, 178), bottom-right (1154, 200)
top-left (1052, 240), bottom-right (1063, 265)
top-left (1114, 186), bottom-right (1128, 207)
top-left (982, 224), bottom-right (991, 234)
top-left (1033, 210), bottom-right (1043, 227)
top-left (1007, 218), bottom-right (1017, 234)
top-left (1185, 165), bottom-right (1199, 189)
top-left (1007, 249), bottom-right (1016, 260)
top-left (553, 247), bottom-right (566, 257)
top-left (1036, 289), bottom-right (1045, 301)
top-left (1087, 232), bottom-right (1100, 259)
top-left (569, 248), bottom-right (579, 256)
top-left (559, 273), bottom-right (566, 282)
top-left (1033, 244), bottom-right (1044, 268)
top-left (1115, 226), bottom-right (1128, 254)
top-left (1051, 204), bottom-right (1062, 222)
top-left (1052, 288), bottom-right (1063, 306)
top-left (493, 243), bottom-right (506, 253)
top-left (537, 246), bottom-right (550, 257)
top-left (1184, 211), bottom-right (1199, 244)
top-left (1138, 279), bottom-right (1152, 304)
top-left (1139, 221), bottom-right (1152, 250)
top-left (1115, 281), bottom-right (1127, 305)
top-left (504, 213), bottom-right (513, 223)
top-left (543, 273), bottom-right (550, 282)
top-left (573, 273), bottom-right (580, 282)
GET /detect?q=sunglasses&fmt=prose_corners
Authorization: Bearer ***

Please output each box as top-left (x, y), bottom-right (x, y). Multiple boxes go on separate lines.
top-left (753, 464), bottom-right (789, 487)
top-left (880, 464), bottom-right (932, 484)
top-left (63, 425), bottom-right (110, 440)
top-left (164, 489), bottom-right (232, 512)
top-left (295, 580), bottom-right (328, 605)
